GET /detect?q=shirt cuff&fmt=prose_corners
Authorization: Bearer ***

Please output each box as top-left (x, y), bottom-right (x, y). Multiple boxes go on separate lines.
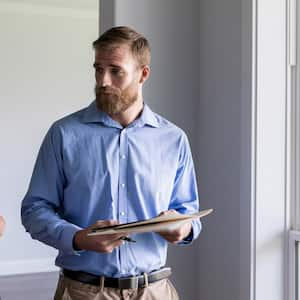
top-left (59, 224), bottom-right (85, 255)
top-left (177, 219), bottom-right (202, 245)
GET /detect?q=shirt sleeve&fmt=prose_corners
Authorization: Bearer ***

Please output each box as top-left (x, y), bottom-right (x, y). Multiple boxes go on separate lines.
top-left (168, 132), bottom-right (202, 244)
top-left (21, 123), bottom-right (82, 254)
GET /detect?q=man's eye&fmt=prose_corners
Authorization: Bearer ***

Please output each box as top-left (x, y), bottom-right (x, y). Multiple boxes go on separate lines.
top-left (111, 68), bottom-right (123, 76)
top-left (93, 64), bottom-right (103, 73)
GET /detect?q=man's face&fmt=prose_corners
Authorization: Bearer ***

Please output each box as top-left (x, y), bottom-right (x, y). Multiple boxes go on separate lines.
top-left (94, 44), bottom-right (142, 115)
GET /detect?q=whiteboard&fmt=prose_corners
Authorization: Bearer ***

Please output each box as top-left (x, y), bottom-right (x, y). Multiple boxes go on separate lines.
top-left (0, 0), bottom-right (98, 275)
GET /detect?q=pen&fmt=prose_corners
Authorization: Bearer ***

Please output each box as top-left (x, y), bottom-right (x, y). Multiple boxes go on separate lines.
top-left (120, 236), bottom-right (136, 243)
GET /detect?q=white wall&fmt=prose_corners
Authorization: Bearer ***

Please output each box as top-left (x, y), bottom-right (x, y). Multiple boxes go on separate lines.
top-left (0, 0), bottom-right (98, 275)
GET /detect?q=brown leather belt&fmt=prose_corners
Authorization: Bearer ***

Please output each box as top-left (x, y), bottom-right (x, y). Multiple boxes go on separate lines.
top-left (62, 267), bottom-right (171, 289)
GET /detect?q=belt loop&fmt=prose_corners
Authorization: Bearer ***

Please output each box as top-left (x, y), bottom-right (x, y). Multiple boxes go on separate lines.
top-left (143, 272), bottom-right (149, 287)
top-left (99, 276), bottom-right (105, 292)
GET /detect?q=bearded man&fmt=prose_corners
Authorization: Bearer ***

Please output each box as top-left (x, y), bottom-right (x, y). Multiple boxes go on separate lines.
top-left (21, 26), bottom-right (201, 300)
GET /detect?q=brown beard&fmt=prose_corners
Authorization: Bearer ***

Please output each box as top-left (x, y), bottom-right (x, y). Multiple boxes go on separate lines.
top-left (95, 85), bottom-right (138, 115)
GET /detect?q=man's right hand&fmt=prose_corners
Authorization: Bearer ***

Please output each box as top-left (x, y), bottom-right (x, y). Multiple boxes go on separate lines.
top-left (73, 220), bottom-right (125, 253)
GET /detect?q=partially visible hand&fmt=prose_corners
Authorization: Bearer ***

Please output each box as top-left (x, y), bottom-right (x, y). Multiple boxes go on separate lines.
top-left (0, 216), bottom-right (5, 236)
top-left (73, 220), bottom-right (126, 253)
top-left (157, 210), bottom-right (192, 244)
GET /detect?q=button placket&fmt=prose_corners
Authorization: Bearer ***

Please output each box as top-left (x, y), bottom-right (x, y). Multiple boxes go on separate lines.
top-left (118, 128), bottom-right (129, 273)
top-left (118, 129), bottom-right (128, 223)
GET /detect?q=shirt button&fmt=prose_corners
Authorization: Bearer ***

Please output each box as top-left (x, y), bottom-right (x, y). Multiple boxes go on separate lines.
top-left (120, 212), bottom-right (125, 216)
top-left (121, 183), bottom-right (125, 188)
top-left (121, 155), bottom-right (126, 159)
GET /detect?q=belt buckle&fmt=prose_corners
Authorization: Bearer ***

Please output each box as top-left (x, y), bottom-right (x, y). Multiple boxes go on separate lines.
top-left (118, 276), bottom-right (139, 289)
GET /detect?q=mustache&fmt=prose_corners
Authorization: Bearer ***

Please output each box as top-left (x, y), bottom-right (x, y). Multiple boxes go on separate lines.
top-left (95, 86), bottom-right (120, 96)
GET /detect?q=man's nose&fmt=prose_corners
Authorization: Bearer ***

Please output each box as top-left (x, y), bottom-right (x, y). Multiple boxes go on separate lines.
top-left (99, 71), bottom-right (112, 87)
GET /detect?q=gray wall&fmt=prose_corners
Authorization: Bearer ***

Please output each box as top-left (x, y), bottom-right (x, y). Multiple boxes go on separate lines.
top-left (197, 0), bottom-right (245, 299)
top-left (100, 0), bottom-right (250, 299)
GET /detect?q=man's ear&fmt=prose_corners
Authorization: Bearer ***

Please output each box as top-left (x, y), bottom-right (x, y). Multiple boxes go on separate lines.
top-left (139, 65), bottom-right (150, 84)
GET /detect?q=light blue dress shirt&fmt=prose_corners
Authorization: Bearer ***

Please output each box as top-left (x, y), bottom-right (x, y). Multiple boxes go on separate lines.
top-left (21, 101), bottom-right (201, 277)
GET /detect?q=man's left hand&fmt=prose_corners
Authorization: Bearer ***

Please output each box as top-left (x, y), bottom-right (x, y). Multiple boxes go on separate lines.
top-left (157, 210), bottom-right (192, 243)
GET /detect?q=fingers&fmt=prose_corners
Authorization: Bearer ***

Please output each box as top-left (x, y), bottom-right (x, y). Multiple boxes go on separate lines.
top-left (90, 220), bottom-right (128, 240)
top-left (74, 219), bottom-right (125, 253)
top-left (158, 209), bottom-right (177, 216)
top-left (91, 219), bottom-right (119, 230)
top-left (89, 220), bottom-right (120, 237)
top-left (108, 237), bottom-right (125, 250)
top-left (94, 236), bottom-right (124, 253)
top-left (85, 220), bottom-right (130, 253)
top-left (158, 220), bottom-right (192, 243)
top-left (159, 233), bottom-right (178, 244)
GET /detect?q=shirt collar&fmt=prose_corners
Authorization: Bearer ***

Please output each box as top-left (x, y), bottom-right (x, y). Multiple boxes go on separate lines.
top-left (82, 101), bottom-right (159, 128)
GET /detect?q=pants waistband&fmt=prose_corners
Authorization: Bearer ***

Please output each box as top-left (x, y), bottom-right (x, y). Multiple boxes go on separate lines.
top-left (62, 267), bottom-right (172, 289)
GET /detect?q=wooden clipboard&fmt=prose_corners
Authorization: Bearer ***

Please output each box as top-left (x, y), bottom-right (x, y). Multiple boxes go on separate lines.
top-left (87, 208), bottom-right (213, 236)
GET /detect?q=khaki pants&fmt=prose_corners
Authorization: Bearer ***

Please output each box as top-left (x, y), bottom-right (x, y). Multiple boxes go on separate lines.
top-left (54, 275), bottom-right (180, 300)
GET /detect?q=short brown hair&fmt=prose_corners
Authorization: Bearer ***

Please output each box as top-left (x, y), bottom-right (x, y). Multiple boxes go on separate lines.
top-left (93, 26), bottom-right (151, 66)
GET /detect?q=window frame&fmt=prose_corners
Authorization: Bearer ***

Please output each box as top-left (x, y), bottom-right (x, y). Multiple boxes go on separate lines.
top-left (288, 0), bottom-right (300, 299)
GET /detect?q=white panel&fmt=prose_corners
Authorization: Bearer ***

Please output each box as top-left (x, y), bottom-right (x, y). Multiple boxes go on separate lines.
top-left (255, 0), bottom-right (287, 299)
top-left (0, 1), bottom-right (98, 274)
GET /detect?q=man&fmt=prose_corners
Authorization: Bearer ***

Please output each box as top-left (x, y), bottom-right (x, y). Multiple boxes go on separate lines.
top-left (21, 26), bottom-right (201, 300)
